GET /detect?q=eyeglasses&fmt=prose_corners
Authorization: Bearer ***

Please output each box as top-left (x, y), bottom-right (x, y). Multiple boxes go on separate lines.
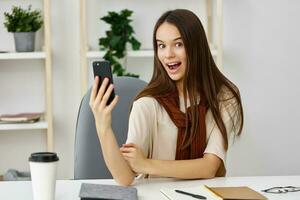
top-left (262, 186), bottom-right (300, 194)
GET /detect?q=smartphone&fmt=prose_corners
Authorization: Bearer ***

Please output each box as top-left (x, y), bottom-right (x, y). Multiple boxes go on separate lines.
top-left (92, 60), bottom-right (115, 105)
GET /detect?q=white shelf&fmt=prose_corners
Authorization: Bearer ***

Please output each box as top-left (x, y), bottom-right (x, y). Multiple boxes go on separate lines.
top-left (0, 52), bottom-right (46, 60)
top-left (86, 48), bottom-right (217, 59)
top-left (0, 121), bottom-right (48, 131)
top-left (86, 51), bottom-right (105, 58)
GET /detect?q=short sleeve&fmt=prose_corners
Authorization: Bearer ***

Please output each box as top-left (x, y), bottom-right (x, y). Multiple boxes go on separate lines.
top-left (204, 110), bottom-right (227, 162)
top-left (126, 97), bottom-right (157, 158)
top-left (204, 91), bottom-right (239, 162)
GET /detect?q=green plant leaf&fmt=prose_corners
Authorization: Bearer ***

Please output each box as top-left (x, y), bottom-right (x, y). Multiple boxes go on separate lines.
top-left (121, 9), bottom-right (133, 18)
top-left (3, 5), bottom-right (43, 32)
top-left (99, 38), bottom-right (110, 48)
top-left (130, 37), bottom-right (141, 50)
top-left (110, 35), bottom-right (121, 48)
top-left (98, 9), bottom-right (140, 78)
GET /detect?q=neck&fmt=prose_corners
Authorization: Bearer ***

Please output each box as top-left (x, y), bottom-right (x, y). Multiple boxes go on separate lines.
top-left (176, 81), bottom-right (184, 97)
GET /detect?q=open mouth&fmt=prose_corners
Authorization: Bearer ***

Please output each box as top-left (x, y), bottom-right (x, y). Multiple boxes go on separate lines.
top-left (167, 62), bottom-right (181, 70)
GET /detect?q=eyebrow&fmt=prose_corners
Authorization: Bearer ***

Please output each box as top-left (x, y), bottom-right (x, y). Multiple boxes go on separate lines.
top-left (156, 37), bottom-right (182, 42)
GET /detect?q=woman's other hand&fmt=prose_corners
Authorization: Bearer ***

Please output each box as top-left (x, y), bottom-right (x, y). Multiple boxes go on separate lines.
top-left (120, 143), bottom-right (148, 174)
top-left (89, 76), bottom-right (119, 135)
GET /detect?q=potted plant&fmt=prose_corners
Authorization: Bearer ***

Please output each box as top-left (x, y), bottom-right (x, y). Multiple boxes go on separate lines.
top-left (3, 5), bottom-right (43, 52)
top-left (99, 9), bottom-right (141, 77)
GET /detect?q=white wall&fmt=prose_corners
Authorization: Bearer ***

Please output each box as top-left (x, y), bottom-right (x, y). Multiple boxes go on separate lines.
top-left (224, 0), bottom-right (300, 176)
top-left (1, 0), bottom-right (300, 179)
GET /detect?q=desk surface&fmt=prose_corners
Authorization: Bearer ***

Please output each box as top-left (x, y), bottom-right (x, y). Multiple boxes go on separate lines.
top-left (0, 176), bottom-right (299, 199)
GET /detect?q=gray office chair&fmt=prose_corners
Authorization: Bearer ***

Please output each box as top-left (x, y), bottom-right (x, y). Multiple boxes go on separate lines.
top-left (74, 77), bottom-right (147, 179)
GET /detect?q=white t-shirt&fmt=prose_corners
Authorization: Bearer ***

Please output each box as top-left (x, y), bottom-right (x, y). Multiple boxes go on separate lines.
top-left (126, 93), bottom-right (237, 168)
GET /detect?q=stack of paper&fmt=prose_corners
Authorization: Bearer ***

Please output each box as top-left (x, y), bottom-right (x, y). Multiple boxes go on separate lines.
top-left (0, 112), bottom-right (42, 123)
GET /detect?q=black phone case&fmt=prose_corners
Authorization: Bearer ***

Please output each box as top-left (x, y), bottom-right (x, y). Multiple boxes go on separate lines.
top-left (92, 61), bottom-right (115, 105)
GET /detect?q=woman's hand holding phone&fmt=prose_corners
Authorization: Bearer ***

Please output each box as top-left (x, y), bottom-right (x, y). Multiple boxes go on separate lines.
top-left (90, 76), bottom-right (135, 185)
top-left (89, 76), bottom-right (119, 136)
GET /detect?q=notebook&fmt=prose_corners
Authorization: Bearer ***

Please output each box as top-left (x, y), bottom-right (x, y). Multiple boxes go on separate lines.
top-left (160, 185), bottom-right (267, 200)
top-left (79, 183), bottom-right (138, 200)
top-left (208, 186), bottom-right (267, 200)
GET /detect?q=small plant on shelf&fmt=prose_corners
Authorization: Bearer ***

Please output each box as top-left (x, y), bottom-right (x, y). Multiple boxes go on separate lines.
top-left (3, 5), bottom-right (43, 52)
top-left (99, 9), bottom-right (141, 77)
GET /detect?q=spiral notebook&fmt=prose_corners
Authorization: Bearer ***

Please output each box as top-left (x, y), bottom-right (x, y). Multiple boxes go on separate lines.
top-left (160, 185), bottom-right (267, 200)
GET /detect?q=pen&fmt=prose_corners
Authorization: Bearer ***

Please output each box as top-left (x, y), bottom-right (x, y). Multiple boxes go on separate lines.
top-left (175, 189), bottom-right (207, 199)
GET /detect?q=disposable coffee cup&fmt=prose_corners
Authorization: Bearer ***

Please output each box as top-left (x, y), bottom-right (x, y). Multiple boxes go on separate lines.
top-left (29, 152), bottom-right (59, 200)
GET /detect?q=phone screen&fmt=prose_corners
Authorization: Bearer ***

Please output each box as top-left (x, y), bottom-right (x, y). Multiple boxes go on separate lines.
top-left (92, 60), bottom-right (115, 105)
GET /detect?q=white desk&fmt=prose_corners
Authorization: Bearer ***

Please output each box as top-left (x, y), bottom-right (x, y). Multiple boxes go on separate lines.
top-left (0, 176), bottom-right (299, 199)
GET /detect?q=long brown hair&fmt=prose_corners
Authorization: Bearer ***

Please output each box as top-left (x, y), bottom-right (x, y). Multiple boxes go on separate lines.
top-left (136, 9), bottom-right (243, 150)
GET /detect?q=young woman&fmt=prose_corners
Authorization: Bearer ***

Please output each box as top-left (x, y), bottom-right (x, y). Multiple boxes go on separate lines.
top-left (89, 9), bottom-right (243, 186)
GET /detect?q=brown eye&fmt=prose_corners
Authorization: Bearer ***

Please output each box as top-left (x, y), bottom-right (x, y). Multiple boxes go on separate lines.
top-left (175, 42), bottom-right (183, 47)
top-left (158, 44), bottom-right (165, 49)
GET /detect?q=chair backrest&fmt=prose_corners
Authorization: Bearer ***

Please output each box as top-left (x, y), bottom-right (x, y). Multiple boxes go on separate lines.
top-left (74, 77), bottom-right (147, 179)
